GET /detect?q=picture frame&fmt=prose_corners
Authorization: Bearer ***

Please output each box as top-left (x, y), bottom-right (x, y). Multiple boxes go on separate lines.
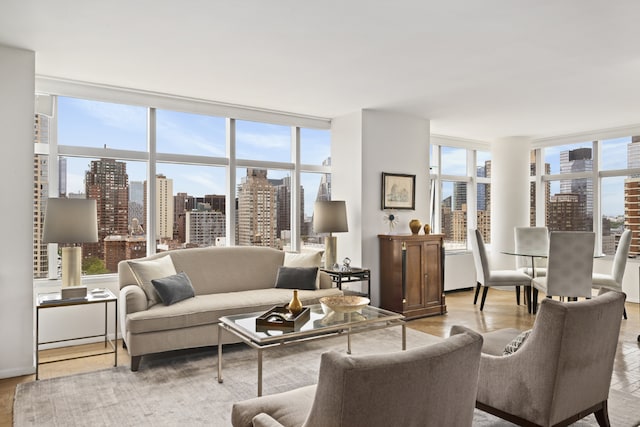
top-left (381, 172), bottom-right (416, 210)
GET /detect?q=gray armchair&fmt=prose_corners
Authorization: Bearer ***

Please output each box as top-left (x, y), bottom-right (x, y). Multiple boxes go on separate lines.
top-left (475, 291), bottom-right (626, 427)
top-left (231, 327), bottom-right (483, 427)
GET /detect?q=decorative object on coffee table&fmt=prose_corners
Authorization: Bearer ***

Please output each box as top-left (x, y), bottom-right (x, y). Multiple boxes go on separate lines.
top-left (255, 305), bottom-right (310, 331)
top-left (319, 295), bottom-right (370, 313)
top-left (287, 289), bottom-right (303, 315)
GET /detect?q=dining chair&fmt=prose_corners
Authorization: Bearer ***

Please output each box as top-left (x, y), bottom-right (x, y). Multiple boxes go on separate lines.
top-left (593, 229), bottom-right (631, 319)
top-left (531, 231), bottom-right (595, 314)
top-left (469, 229), bottom-right (531, 311)
top-left (514, 226), bottom-right (549, 277)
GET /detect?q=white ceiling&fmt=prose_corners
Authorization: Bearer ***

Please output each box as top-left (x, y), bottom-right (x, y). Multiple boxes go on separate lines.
top-left (2, 0), bottom-right (640, 141)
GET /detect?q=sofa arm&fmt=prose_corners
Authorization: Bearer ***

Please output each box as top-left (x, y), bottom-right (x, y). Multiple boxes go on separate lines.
top-left (251, 414), bottom-right (285, 427)
top-left (120, 285), bottom-right (148, 315)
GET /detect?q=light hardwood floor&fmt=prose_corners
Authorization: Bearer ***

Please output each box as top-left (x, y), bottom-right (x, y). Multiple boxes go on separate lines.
top-left (1, 288), bottom-right (639, 426)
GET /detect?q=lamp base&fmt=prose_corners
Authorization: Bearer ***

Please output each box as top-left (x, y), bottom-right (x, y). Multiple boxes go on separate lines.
top-left (324, 235), bottom-right (338, 270)
top-left (61, 246), bottom-right (82, 287)
top-left (61, 286), bottom-right (87, 299)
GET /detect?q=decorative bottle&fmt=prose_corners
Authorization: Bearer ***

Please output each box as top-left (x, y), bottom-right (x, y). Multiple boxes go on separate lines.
top-left (288, 289), bottom-right (303, 316)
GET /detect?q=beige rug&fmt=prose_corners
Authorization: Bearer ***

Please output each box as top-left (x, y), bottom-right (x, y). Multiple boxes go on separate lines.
top-left (14, 328), bottom-right (640, 426)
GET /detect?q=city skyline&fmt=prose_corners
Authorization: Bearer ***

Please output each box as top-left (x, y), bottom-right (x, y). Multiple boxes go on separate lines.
top-left (57, 96), bottom-right (331, 217)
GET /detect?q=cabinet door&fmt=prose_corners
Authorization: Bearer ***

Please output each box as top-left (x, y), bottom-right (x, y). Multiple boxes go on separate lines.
top-left (423, 241), bottom-right (442, 308)
top-left (404, 240), bottom-right (427, 311)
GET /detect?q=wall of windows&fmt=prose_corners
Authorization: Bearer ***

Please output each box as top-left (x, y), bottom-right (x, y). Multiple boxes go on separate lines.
top-left (537, 136), bottom-right (640, 257)
top-left (33, 90), bottom-right (331, 280)
top-left (431, 142), bottom-right (491, 250)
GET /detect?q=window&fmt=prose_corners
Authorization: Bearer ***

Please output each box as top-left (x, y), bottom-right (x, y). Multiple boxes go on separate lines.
top-left (33, 92), bottom-right (331, 280)
top-left (543, 142), bottom-right (594, 232)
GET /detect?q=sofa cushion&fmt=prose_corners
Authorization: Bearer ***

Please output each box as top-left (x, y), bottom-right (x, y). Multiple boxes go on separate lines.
top-left (275, 266), bottom-right (318, 290)
top-left (128, 255), bottom-right (177, 307)
top-left (152, 272), bottom-right (195, 306)
top-left (284, 251), bottom-right (322, 289)
top-left (126, 287), bottom-right (343, 334)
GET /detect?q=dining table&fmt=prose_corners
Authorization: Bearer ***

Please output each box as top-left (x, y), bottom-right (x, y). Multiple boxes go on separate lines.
top-left (501, 249), bottom-right (548, 314)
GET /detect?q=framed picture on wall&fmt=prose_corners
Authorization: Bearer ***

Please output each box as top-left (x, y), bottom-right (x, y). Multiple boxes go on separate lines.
top-left (381, 172), bottom-right (416, 210)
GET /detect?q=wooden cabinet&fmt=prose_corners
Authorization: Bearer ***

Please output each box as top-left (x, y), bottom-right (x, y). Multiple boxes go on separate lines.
top-left (378, 234), bottom-right (446, 319)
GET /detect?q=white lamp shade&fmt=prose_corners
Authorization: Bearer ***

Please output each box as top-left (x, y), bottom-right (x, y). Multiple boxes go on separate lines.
top-left (313, 201), bottom-right (348, 233)
top-left (42, 198), bottom-right (99, 244)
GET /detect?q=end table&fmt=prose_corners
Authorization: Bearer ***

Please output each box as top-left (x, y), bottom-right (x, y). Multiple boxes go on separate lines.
top-left (35, 288), bottom-right (118, 379)
top-left (320, 267), bottom-right (370, 298)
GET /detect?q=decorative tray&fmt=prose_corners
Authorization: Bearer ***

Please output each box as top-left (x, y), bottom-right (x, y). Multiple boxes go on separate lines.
top-left (256, 305), bottom-right (310, 331)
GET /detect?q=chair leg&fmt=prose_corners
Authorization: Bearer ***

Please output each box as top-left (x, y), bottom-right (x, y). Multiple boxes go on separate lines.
top-left (473, 282), bottom-right (481, 305)
top-left (623, 307), bottom-right (627, 320)
top-left (532, 288), bottom-right (539, 314)
top-left (480, 286), bottom-right (489, 311)
top-left (515, 286), bottom-right (521, 305)
top-left (594, 400), bottom-right (610, 427)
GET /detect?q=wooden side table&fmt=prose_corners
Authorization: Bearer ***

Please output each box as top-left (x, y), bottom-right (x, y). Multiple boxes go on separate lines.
top-left (35, 288), bottom-right (118, 379)
top-left (320, 267), bottom-right (371, 298)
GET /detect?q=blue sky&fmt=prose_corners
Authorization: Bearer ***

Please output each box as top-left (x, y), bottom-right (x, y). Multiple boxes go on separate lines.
top-left (57, 97), bottom-right (331, 216)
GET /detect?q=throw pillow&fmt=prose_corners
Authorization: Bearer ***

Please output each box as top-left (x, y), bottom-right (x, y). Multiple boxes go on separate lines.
top-left (151, 272), bottom-right (195, 305)
top-left (503, 329), bottom-right (532, 356)
top-left (275, 266), bottom-right (318, 290)
top-left (127, 255), bottom-right (177, 307)
top-left (284, 251), bottom-right (322, 289)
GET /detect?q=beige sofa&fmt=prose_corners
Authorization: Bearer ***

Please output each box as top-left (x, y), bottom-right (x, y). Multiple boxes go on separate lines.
top-left (118, 246), bottom-right (342, 371)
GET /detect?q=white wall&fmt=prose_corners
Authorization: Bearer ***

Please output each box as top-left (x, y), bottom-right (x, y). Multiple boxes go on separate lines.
top-left (0, 45), bottom-right (36, 378)
top-left (332, 109), bottom-right (430, 306)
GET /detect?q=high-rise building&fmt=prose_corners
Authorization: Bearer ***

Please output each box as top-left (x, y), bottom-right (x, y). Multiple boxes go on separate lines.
top-left (624, 136), bottom-right (640, 256)
top-left (129, 180), bottom-right (144, 228)
top-left (315, 157), bottom-right (331, 202)
top-left (85, 158), bottom-right (129, 264)
top-left (558, 147), bottom-right (593, 228)
top-left (58, 157), bottom-right (67, 197)
top-left (204, 194), bottom-right (225, 213)
top-left (547, 193), bottom-right (588, 231)
top-left (186, 210), bottom-right (225, 246)
top-left (144, 174), bottom-right (175, 241)
top-left (237, 169), bottom-right (277, 247)
top-left (269, 176), bottom-right (305, 242)
top-left (33, 114), bottom-right (49, 279)
top-left (529, 154), bottom-right (551, 227)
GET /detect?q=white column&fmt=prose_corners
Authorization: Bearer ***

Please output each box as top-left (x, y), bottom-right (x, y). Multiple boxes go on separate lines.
top-left (0, 45), bottom-right (35, 377)
top-left (491, 137), bottom-right (531, 269)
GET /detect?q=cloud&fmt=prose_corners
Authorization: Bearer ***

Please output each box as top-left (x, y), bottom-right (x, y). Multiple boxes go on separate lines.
top-left (68, 97), bottom-right (146, 132)
top-left (157, 120), bottom-right (226, 157)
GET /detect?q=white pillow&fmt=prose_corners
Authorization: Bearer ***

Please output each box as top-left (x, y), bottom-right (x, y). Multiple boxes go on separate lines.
top-left (128, 255), bottom-right (177, 307)
top-left (284, 252), bottom-right (322, 289)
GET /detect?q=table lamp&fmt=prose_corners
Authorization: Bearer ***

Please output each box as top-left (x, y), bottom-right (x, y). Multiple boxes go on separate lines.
top-left (313, 201), bottom-right (348, 269)
top-left (43, 198), bottom-right (99, 293)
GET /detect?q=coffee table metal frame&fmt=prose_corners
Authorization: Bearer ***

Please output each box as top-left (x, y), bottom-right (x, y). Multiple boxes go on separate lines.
top-left (217, 304), bottom-right (405, 396)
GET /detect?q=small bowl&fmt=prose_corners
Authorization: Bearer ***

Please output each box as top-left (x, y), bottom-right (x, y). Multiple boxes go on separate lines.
top-left (319, 296), bottom-right (370, 313)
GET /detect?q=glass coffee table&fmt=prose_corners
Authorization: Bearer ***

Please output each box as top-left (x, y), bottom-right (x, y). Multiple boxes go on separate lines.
top-left (217, 304), bottom-right (405, 396)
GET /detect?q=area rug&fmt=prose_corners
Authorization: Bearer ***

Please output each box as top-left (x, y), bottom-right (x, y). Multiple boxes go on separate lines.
top-left (14, 328), bottom-right (640, 426)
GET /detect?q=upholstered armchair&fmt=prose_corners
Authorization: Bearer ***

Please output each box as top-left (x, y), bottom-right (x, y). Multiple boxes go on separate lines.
top-left (474, 291), bottom-right (626, 427)
top-left (231, 327), bottom-right (483, 427)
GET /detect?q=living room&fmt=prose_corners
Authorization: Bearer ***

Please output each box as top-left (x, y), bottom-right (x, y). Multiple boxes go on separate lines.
top-left (2, 1), bottom-right (640, 426)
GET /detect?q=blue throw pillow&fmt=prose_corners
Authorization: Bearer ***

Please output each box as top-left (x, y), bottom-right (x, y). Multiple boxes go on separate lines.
top-left (151, 271), bottom-right (195, 305)
top-left (274, 266), bottom-right (318, 291)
